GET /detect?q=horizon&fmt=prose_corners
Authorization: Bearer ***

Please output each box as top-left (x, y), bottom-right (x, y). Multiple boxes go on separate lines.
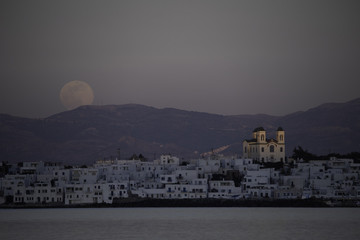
top-left (2, 96), bottom-right (359, 119)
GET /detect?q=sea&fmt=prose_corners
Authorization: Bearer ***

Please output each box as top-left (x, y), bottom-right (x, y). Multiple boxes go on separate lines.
top-left (0, 208), bottom-right (359, 240)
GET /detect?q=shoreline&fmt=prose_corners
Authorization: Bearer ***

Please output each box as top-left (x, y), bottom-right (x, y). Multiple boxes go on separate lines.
top-left (1, 198), bottom-right (358, 209)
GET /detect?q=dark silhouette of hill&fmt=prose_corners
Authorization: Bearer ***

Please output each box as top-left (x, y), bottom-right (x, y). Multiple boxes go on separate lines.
top-left (0, 98), bottom-right (359, 164)
top-left (277, 98), bottom-right (360, 155)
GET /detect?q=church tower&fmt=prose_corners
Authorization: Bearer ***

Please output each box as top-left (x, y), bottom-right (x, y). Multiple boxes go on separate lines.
top-left (254, 127), bottom-right (266, 143)
top-left (243, 127), bottom-right (286, 162)
top-left (276, 127), bottom-right (285, 144)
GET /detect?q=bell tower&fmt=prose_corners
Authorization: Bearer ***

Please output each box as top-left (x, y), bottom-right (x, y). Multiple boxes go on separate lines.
top-left (253, 127), bottom-right (266, 143)
top-left (276, 127), bottom-right (285, 143)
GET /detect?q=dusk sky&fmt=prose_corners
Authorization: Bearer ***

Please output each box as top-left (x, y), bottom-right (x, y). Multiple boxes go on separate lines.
top-left (1, 0), bottom-right (359, 118)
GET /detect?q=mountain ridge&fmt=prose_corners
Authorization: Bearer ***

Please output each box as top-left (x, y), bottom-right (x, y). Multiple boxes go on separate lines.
top-left (1, 98), bottom-right (359, 164)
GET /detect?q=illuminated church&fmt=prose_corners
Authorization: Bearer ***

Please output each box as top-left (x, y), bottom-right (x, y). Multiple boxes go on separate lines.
top-left (243, 127), bottom-right (285, 163)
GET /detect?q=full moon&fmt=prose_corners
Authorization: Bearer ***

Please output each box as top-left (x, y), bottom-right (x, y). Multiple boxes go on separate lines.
top-left (60, 80), bottom-right (94, 110)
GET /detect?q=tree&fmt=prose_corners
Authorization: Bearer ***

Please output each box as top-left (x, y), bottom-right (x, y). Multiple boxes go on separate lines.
top-left (138, 154), bottom-right (147, 161)
top-left (291, 146), bottom-right (318, 161)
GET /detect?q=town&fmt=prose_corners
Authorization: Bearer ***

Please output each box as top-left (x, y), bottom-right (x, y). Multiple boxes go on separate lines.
top-left (1, 127), bottom-right (360, 206)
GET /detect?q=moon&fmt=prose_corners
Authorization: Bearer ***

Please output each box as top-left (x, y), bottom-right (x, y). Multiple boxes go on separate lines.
top-left (60, 80), bottom-right (94, 110)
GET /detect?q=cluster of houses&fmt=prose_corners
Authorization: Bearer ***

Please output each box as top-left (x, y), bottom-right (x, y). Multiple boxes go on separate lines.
top-left (1, 154), bottom-right (360, 205)
top-left (1, 127), bottom-right (360, 205)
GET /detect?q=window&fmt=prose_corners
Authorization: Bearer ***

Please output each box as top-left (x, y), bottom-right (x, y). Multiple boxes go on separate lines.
top-left (280, 147), bottom-right (283, 152)
top-left (261, 147), bottom-right (264, 152)
top-left (261, 135), bottom-right (264, 141)
top-left (270, 145), bottom-right (275, 152)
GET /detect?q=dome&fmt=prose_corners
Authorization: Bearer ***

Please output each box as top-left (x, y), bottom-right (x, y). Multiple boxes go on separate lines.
top-left (253, 127), bottom-right (265, 132)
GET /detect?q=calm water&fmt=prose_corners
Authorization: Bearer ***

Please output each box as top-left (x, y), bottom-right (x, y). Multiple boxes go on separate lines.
top-left (0, 208), bottom-right (359, 240)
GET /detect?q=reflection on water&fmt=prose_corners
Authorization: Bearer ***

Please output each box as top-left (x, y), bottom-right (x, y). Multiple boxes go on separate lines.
top-left (0, 208), bottom-right (359, 240)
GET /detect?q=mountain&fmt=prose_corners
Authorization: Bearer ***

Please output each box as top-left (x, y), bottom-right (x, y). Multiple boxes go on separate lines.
top-left (277, 98), bottom-right (360, 154)
top-left (1, 98), bottom-right (359, 165)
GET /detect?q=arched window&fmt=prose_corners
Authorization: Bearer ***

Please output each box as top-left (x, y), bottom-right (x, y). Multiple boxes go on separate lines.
top-left (280, 135), bottom-right (283, 141)
top-left (261, 135), bottom-right (264, 141)
top-left (270, 145), bottom-right (275, 153)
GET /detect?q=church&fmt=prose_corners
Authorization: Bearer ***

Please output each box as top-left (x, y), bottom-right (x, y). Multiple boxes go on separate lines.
top-left (243, 127), bottom-right (285, 163)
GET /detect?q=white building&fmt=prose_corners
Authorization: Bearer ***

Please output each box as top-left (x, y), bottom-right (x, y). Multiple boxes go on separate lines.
top-left (2, 153), bottom-right (360, 205)
top-left (209, 180), bottom-right (241, 198)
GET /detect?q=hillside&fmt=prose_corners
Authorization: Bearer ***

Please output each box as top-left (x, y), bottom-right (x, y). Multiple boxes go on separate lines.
top-left (0, 98), bottom-right (359, 164)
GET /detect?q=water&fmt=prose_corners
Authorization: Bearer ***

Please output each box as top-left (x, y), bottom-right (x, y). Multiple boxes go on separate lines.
top-left (0, 208), bottom-right (359, 240)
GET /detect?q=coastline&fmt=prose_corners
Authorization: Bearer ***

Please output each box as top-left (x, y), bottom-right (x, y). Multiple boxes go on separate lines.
top-left (1, 198), bottom-right (358, 209)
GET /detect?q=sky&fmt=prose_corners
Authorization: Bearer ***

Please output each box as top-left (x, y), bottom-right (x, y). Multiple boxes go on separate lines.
top-left (1, 0), bottom-right (360, 118)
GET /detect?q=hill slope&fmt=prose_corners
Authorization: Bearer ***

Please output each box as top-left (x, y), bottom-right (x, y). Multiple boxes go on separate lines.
top-left (0, 98), bottom-right (359, 164)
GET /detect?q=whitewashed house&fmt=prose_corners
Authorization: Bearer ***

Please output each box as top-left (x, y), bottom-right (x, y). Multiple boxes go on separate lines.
top-left (209, 180), bottom-right (242, 198)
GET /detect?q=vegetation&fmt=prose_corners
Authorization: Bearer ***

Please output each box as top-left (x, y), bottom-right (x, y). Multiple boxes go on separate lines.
top-left (0, 161), bottom-right (10, 177)
top-left (129, 153), bottom-right (147, 161)
top-left (291, 146), bottom-right (318, 161)
top-left (261, 161), bottom-right (284, 170)
top-left (292, 146), bottom-right (360, 162)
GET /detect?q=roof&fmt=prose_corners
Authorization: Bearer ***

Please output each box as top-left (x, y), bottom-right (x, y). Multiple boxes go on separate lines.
top-left (244, 139), bottom-right (257, 143)
top-left (253, 127), bottom-right (265, 132)
top-left (244, 138), bottom-right (278, 144)
top-left (267, 138), bottom-right (278, 143)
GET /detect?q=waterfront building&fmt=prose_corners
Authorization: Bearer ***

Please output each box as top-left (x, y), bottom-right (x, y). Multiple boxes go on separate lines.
top-left (1, 153), bottom-right (360, 205)
top-left (13, 182), bottom-right (63, 204)
top-left (209, 180), bottom-right (241, 198)
top-left (274, 186), bottom-right (302, 199)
